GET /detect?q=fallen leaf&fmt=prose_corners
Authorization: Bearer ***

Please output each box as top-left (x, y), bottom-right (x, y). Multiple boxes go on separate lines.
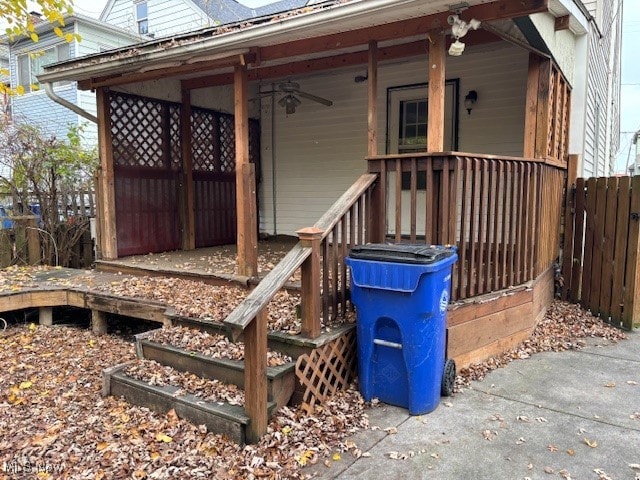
top-left (547, 445), bottom-right (559, 452)
top-left (384, 427), bottom-right (398, 434)
top-left (150, 452), bottom-right (160, 461)
top-left (96, 442), bottom-right (109, 451)
top-left (604, 382), bottom-right (616, 388)
top-left (332, 453), bottom-right (341, 461)
top-left (19, 380), bottom-right (33, 389)
top-left (544, 466), bottom-right (554, 474)
top-left (155, 433), bottom-right (173, 443)
top-left (629, 464), bottom-right (640, 470)
top-left (583, 438), bottom-right (598, 448)
top-left (566, 449), bottom-right (575, 456)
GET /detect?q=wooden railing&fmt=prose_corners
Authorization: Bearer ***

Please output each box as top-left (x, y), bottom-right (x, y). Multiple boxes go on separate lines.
top-left (223, 173), bottom-right (377, 442)
top-left (367, 152), bottom-right (566, 301)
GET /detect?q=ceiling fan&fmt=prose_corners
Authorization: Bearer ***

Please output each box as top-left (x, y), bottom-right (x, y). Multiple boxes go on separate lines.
top-left (260, 81), bottom-right (333, 114)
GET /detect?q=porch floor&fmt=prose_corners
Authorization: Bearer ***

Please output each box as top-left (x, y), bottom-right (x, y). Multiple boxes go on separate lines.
top-left (96, 235), bottom-right (299, 287)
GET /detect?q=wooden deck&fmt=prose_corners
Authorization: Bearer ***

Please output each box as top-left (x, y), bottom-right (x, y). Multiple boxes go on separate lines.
top-left (95, 237), bottom-right (298, 287)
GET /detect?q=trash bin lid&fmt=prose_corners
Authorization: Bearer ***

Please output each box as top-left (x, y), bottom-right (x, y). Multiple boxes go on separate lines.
top-left (348, 244), bottom-right (456, 265)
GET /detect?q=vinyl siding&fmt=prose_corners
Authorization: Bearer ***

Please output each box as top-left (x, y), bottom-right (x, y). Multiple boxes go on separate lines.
top-left (11, 85), bottom-right (78, 140)
top-left (103, 0), bottom-right (209, 38)
top-left (258, 42), bottom-right (528, 236)
top-left (582, 0), bottom-right (621, 177)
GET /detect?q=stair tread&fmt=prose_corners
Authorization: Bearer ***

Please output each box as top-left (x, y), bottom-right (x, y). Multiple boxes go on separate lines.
top-left (140, 325), bottom-right (293, 366)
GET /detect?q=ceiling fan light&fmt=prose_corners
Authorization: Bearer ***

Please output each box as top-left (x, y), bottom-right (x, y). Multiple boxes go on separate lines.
top-left (285, 102), bottom-right (296, 115)
top-left (292, 96), bottom-right (302, 107)
top-left (278, 96), bottom-right (287, 108)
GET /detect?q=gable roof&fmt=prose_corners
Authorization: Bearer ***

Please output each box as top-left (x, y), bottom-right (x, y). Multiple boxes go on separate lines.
top-left (188, 0), bottom-right (312, 26)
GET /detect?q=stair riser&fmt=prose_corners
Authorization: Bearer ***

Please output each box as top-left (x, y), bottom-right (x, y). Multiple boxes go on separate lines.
top-left (106, 370), bottom-right (249, 444)
top-left (137, 339), bottom-right (296, 410)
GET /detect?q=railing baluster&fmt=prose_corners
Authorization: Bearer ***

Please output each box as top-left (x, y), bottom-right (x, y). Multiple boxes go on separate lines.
top-left (425, 156), bottom-right (434, 244)
top-left (410, 157), bottom-right (417, 242)
top-left (395, 159), bottom-right (402, 242)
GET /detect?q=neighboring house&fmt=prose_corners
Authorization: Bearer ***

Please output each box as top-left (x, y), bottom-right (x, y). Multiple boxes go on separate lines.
top-left (0, 44), bottom-right (9, 122)
top-left (630, 131), bottom-right (640, 176)
top-left (3, 13), bottom-right (142, 147)
top-left (566, 0), bottom-right (622, 177)
top-left (100, 0), bottom-right (310, 37)
top-left (40, 0), bottom-right (624, 440)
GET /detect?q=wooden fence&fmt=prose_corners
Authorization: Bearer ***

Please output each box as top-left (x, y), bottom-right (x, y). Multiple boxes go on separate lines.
top-left (562, 176), bottom-right (640, 330)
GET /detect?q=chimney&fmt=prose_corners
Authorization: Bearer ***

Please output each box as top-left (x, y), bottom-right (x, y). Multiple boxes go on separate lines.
top-left (29, 11), bottom-right (44, 24)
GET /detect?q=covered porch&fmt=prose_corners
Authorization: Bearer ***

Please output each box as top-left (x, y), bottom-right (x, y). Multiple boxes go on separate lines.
top-left (41, 0), bottom-right (577, 442)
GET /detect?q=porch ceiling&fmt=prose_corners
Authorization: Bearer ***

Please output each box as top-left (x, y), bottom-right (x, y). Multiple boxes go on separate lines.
top-left (39, 0), bottom-right (549, 90)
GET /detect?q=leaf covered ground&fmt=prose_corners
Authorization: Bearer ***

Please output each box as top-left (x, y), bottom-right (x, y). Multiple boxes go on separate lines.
top-left (0, 296), bottom-right (627, 479)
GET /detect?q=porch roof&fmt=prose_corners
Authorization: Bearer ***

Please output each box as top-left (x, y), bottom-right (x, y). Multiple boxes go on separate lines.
top-left (39, 0), bottom-right (553, 88)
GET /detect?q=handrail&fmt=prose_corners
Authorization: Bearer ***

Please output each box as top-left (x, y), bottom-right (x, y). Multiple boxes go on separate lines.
top-left (223, 172), bottom-right (378, 337)
top-left (223, 242), bottom-right (310, 337)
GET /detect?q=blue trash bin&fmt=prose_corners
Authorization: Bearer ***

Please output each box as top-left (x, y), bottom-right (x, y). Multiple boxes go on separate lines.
top-left (346, 244), bottom-right (457, 415)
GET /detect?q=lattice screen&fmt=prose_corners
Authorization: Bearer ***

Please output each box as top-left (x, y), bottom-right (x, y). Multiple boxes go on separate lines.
top-left (110, 93), bottom-right (165, 168)
top-left (295, 331), bottom-right (357, 414)
top-left (109, 91), bottom-right (261, 174)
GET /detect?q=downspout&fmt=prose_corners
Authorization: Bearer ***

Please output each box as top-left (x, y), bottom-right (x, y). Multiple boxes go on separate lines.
top-left (43, 82), bottom-right (97, 123)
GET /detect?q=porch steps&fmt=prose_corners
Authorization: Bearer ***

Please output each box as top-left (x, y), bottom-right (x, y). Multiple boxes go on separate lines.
top-left (134, 330), bottom-right (296, 411)
top-left (103, 363), bottom-right (277, 444)
top-left (102, 326), bottom-right (297, 444)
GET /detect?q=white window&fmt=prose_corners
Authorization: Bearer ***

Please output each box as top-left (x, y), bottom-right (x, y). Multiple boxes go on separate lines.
top-left (136, 1), bottom-right (149, 35)
top-left (17, 44), bottom-right (70, 92)
top-left (387, 81), bottom-right (458, 155)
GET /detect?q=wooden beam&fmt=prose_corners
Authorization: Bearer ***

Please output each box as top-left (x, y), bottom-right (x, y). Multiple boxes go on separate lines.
top-left (259, 0), bottom-right (548, 63)
top-left (367, 41), bottom-right (378, 157)
top-left (554, 15), bottom-right (571, 31)
top-left (180, 88), bottom-right (196, 250)
top-left (234, 63), bottom-right (258, 277)
top-left (184, 31), bottom-right (499, 91)
top-left (523, 53), bottom-right (541, 158)
top-left (96, 87), bottom-right (118, 260)
top-left (427, 30), bottom-right (446, 152)
top-left (79, 54), bottom-right (256, 90)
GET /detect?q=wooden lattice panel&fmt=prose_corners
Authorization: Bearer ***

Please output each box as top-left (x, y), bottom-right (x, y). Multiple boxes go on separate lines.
top-left (219, 115), bottom-right (236, 173)
top-left (191, 108), bottom-right (220, 172)
top-left (295, 331), bottom-right (356, 414)
top-left (169, 105), bottom-right (182, 170)
top-left (110, 93), bottom-right (165, 168)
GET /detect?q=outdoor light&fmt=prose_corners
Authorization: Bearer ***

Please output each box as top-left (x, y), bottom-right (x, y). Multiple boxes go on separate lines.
top-left (464, 90), bottom-right (478, 115)
top-left (448, 39), bottom-right (466, 56)
top-left (278, 94), bottom-right (301, 114)
top-left (447, 14), bottom-right (481, 56)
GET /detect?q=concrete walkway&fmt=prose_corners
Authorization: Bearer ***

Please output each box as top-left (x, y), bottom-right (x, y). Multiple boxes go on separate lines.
top-left (310, 333), bottom-right (640, 479)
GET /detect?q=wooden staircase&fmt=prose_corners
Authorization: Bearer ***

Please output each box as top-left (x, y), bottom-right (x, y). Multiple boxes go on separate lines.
top-left (102, 325), bottom-right (297, 444)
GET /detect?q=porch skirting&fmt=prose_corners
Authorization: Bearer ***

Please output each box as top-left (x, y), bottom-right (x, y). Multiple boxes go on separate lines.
top-left (446, 266), bottom-right (555, 369)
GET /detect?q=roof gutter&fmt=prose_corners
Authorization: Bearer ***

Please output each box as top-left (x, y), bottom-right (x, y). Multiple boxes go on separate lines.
top-left (39, 0), bottom-right (435, 84)
top-left (43, 82), bottom-right (97, 123)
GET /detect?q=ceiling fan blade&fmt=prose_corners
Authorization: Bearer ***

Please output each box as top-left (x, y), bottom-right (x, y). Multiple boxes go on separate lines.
top-left (296, 90), bottom-right (333, 106)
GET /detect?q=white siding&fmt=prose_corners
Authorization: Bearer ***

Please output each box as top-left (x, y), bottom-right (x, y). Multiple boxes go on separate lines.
top-left (582, 0), bottom-right (621, 177)
top-left (103, 0), bottom-right (209, 38)
top-left (257, 42), bottom-right (528, 236)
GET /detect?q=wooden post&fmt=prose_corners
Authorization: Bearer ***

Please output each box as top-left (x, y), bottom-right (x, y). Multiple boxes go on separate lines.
top-left (181, 88), bottom-right (196, 250)
top-left (297, 227), bottom-right (323, 339)
top-left (523, 53), bottom-right (541, 158)
top-left (427, 29), bottom-right (446, 152)
top-left (96, 88), bottom-right (118, 260)
top-left (244, 309), bottom-right (268, 443)
top-left (367, 40), bottom-right (378, 157)
top-left (534, 58), bottom-right (552, 159)
top-left (39, 307), bottom-right (53, 327)
top-left (367, 161), bottom-right (386, 243)
top-left (25, 217), bottom-right (40, 265)
top-left (622, 175), bottom-right (640, 330)
top-left (234, 63), bottom-right (258, 277)
top-left (92, 309), bottom-right (108, 335)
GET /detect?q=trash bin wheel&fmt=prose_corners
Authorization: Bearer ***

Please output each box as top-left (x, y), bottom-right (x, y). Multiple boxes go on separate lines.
top-left (441, 359), bottom-right (456, 397)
